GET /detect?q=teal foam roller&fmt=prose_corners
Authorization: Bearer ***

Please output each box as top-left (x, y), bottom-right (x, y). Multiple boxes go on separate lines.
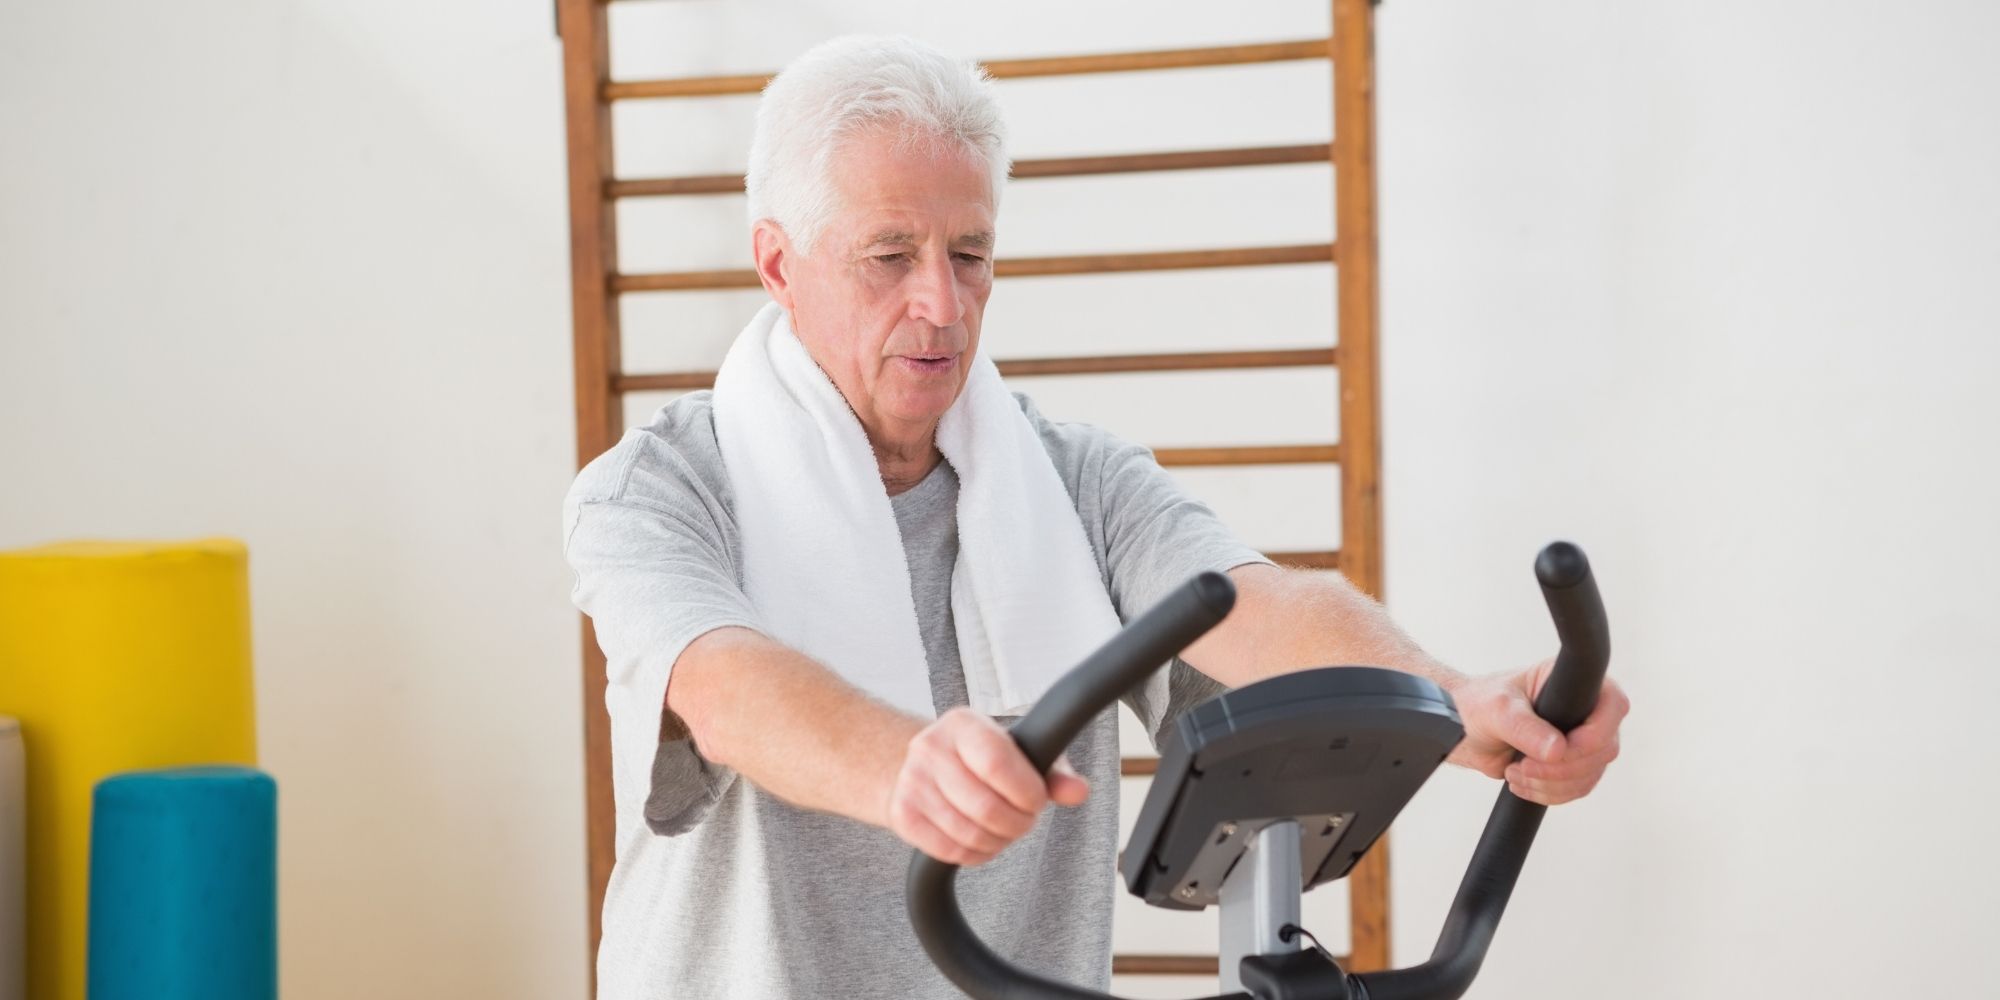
top-left (88, 767), bottom-right (276, 1000)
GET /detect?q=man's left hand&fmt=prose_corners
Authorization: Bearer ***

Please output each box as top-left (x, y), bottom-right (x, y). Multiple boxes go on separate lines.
top-left (1445, 660), bottom-right (1630, 806)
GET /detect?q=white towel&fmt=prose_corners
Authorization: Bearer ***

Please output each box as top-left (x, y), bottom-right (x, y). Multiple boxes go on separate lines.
top-left (712, 302), bottom-right (1155, 719)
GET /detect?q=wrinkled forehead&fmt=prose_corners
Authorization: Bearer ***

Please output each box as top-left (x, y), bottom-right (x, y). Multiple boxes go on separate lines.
top-left (823, 127), bottom-right (998, 248)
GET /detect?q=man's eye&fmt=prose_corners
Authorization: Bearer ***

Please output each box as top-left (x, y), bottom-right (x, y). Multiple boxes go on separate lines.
top-left (953, 252), bottom-right (987, 264)
top-left (875, 253), bottom-right (911, 264)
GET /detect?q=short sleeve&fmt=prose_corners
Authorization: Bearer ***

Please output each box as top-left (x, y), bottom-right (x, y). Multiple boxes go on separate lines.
top-left (1092, 436), bottom-right (1274, 749)
top-left (564, 482), bottom-right (762, 835)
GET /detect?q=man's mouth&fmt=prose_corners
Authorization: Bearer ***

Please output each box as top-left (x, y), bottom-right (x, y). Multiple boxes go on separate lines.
top-left (899, 353), bottom-right (958, 374)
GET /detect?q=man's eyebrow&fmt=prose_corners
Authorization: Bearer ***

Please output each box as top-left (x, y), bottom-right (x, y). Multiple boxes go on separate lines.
top-left (859, 230), bottom-right (917, 251)
top-left (854, 230), bottom-right (996, 252)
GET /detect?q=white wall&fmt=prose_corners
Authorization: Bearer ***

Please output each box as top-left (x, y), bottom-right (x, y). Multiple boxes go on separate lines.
top-left (1378, 4), bottom-right (2000, 997)
top-left (0, 3), bottom-right (588, 997)
top-left (3, 2), bottom-right (1996, 998)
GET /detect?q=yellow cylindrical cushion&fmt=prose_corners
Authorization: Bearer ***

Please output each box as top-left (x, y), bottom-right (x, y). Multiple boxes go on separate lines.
top-left (0, 539), bottom-right (256, 1000)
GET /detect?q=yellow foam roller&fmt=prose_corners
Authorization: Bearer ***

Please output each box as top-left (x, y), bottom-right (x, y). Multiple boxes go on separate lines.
top-left (0, 539), bottom-right (256, 1000)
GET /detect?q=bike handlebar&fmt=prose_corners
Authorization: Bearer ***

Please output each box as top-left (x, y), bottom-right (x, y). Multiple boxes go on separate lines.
top-left (907, 571), bottom-right (1244, 1000)
top-left (1340, 542), bottom-right (1610, 1000)
top-left (908, 544), bottom-right (1612, 1000)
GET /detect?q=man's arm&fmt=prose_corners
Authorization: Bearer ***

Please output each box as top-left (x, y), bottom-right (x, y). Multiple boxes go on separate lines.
top-left (669, 626), bottom-right (1088, 865)
top-left (1180, 563), bottom-right (1465, 691)
top-left (564, 483), bottom-right (1081, 865)
top-left (1179, 564), bottom-right (1629, 805)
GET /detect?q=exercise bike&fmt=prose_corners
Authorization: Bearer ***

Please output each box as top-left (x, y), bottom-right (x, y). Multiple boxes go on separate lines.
top-left (908, 542), bottom-right (1611, 1000)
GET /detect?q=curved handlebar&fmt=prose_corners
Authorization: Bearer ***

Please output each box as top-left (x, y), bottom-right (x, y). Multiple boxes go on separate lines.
top-left (1010, 571), bottom-right (1239, 770)
top-left (1528, 541), bottom-right (1612, 731)
top-left (1343, 541), bottom-right (1610, 1000)
top-left (908, 572), bottom-right (1242, 1000)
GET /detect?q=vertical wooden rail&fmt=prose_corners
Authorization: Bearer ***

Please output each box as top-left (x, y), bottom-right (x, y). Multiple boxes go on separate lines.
top-left (1332, 0), bottom-right (1390, 974)
top-left (555, 0), bottom-right (622, 984)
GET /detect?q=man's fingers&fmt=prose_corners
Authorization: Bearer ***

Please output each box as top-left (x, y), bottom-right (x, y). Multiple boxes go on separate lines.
top-left (1505, 762), bottom-right (1602, 806)
top-left (1558, 680), bottom-right (1631, 758)
top-left (1510, 734), bottom-right (1619, 784)
top-left (897, 802), bottom-right (994, 866)
top-left (1506, 729), bottom-right (1618, 804)
top-left (890, 709), bottom-right (1074, 868)
top-left (952, 718), bottom-right (1048, 815)
top-left (1496, 689), bottom-right (1568, 763)
top-left (1456, 663), bottom-right (1626, 805)
top-left (913, 777), bottom-right (1012, 855)
top-left (932, 745), bottom-right (1038, 841)
top-left (890, 787), bottom-right (970, 863)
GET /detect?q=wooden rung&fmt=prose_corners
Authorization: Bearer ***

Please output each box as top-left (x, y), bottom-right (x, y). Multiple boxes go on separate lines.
top-left (604, 39), bottom-right (1332, 101)
top-left (1112, 953), bottom-right (1352, 976)
top-left (1001, 348), bottom-right (1334, 377)
top-left (1267, 549), bottom-right (1342, 570)
top-left (613, 371), bottom-right (715, 393)
top-left (1113, 954), bottom-right (1219, 976)
top-left (612, 244), bottom-right (1333, 293)
top-left (1120, 757), bottom-right (1158, 777)
top-left (612, 348), bottom-right (1334, 393)
top-left (1000, 244), bottom-right (1332, 278)
top-left (1152, 444), bottom-right (1339, 467)
top-left (603, 72), bottom-right (768, 102)
top-left (1011, 144), bottom-right (1333, 179)
top-left (608, 173), bottom-right (745, 198)
top-left (606, 144), bottom-right (1334, 199)
top-left (615, 267), bottom-right (760, 293)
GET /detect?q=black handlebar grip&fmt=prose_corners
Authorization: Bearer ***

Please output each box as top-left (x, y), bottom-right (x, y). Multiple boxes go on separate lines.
top-left (1008, 570), bottom-right (1237, 771)
top-left (1530, 541), bottom-right (1610, 734)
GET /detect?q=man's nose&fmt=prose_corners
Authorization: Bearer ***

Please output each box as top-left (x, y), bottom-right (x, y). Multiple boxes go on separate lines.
top-left (906, 253), bottom-right (965, 328)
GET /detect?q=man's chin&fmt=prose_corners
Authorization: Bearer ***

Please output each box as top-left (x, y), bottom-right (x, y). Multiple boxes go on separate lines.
top-left (883, 391), bottom-right (964, 429)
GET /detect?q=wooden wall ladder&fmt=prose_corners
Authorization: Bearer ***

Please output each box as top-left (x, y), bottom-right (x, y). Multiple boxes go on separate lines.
top-left (556, 0), bottom-right (1388, 987)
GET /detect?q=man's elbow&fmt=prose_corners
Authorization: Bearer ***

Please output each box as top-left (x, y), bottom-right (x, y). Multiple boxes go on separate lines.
top-left (664, 627), bottom-right (756, 768)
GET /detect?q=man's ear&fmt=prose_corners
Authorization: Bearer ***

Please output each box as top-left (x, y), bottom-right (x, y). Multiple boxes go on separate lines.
top-left (752, 220), bottom-right (798, 311)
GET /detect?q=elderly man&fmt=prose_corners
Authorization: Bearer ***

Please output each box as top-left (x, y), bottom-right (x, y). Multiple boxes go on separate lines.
top-left (564, 34), bottom-right (1628, 1000)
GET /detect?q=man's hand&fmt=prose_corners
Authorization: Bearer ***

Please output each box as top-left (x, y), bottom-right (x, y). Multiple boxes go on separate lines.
top-left (1446, 659), bottom-right (1630, 805)
top-left (887, 707), bottom-right (1090, 866)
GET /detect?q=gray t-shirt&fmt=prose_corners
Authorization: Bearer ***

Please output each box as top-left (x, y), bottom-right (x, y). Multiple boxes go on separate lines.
top-left (563, 390), bottom-right (1268, 999)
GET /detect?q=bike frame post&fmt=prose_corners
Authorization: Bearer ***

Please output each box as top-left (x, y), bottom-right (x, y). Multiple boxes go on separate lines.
top-left (1218, 820), bottom-right (1302, 992)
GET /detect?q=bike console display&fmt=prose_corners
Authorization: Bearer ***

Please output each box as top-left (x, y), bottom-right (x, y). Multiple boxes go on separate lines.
top-left (1120, 667), bottom-right (1464, 910)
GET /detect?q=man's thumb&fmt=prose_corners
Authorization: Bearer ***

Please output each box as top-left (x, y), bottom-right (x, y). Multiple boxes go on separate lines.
top-left (1047, 755), bottom-right (1090, 807)
top-left (1509, 698), bottom-right (1568, 762)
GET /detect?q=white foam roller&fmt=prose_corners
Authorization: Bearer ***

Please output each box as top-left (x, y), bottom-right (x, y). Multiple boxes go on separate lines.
top-left (0, 717), bottom-right (22, 1000)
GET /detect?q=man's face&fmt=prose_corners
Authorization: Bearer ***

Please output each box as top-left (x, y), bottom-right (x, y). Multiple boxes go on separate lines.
top-left (769, 129), bottom-right (997, 439)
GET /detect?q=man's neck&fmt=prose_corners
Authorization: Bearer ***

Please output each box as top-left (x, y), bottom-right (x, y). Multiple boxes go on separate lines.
top-left (870, 423), bottom-right (943, 496)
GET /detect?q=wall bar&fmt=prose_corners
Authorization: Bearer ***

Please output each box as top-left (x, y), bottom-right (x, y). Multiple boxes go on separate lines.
top-left (605, 144), bottom-right (1334, 199)
top-left (613, 348), bottom-right (1335, 393)
top-left (1151, 445), bottom-right (1339, 467)
top-left (605, 39), bottom-right (1331, 101)
top-left (612, 243), bottom-right (1333, 292)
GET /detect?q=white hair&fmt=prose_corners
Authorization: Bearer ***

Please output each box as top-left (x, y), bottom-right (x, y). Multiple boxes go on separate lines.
top-left (745, 35), bottom-right (1011, 257)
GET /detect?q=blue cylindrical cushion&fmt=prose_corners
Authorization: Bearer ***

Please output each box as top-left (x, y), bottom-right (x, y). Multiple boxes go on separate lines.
top-left (87, 767), bottom-right (276, 1000)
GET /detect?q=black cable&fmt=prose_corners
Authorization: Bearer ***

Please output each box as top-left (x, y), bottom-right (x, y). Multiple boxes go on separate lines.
top-left (1278, 922), bottom-right (1338, 963)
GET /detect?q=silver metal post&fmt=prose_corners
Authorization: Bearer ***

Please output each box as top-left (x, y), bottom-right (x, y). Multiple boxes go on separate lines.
top-left (1217, 820), bottom-right (1301, 992)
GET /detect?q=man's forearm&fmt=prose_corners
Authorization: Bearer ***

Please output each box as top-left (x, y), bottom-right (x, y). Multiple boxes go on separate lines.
top-left (1181, 564), bottom-right (1466, 692)
top-left (668, 626), bottom-right (920, 829)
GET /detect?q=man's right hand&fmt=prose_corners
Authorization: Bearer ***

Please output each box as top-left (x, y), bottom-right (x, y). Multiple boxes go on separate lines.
top-left (887, 707), bottom-right (1090, 866)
